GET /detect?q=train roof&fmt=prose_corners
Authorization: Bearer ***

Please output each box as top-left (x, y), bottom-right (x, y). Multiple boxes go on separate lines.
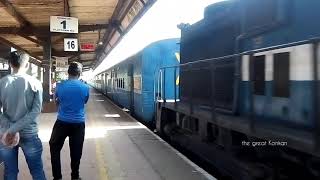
top-left (96, 38), bottom-right (179, 75)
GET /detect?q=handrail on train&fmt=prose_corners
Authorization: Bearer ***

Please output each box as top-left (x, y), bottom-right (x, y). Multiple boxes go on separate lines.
top-left (159, 37), bottom-right (320, 70)
top-left (156, 37), bottom-right (320, 109)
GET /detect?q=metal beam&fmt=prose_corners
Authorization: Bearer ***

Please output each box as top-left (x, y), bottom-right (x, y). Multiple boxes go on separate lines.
top-left (42, 37), bottom-right (52, 102)
top-left (94, 0), bottom-right (156, 69)
top-left (0, 0), bottom-right (29, 26)
top-left (83, 65), bottom-right (92, 68)
top-left (20, 35), bottom-right (43, 46)
top-left (100, 0), bottom-right (132, 47)
top-left (0, 24), bottom-right (109, 35)
top-left (39, 51), bottom-right (77, 57)
top-left (93, 0), bottom-right (132, 69)
top-left (0, 36), bottom-right (42, 66)
top-left (68, 54), bottom-right (79, 61)
top-left (79, 59), bottom-right (95, 62)
top-left (33, 50), bottom-right (95, 57)
top-left (139, 0), bottom-right (146, 5)
top-left (64, 0), bottom-right (70, 17)
top-left (0, 44), bottom-right (10, 57)
top-left (52, 34), bottom-right (68, 44)
top-left (80, 60), bottom-right (95, 65)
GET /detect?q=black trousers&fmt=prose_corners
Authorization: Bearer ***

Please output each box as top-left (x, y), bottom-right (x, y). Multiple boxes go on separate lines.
top-left (49, 120), bottom-right (85, 179)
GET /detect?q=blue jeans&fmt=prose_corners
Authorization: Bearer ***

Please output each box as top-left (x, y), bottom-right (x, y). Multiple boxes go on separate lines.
top-left (0, 135), bottom-right (46, 180)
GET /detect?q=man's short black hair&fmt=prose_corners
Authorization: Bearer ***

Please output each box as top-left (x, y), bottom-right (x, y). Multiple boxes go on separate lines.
top-left (68, 62), bottom-right (82, 77)
top-left (8, 51), bottom-right (29, 68)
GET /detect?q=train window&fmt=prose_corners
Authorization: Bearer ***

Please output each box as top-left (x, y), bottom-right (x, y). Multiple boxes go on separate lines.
top-left (121, 78), bottom-right (124, 89)
top-left (273, 52), bottom-right (290, 97)
top-left (252, 55), bottom-right (265, 95)
top-left (133, 76), bottom-right (142, 93)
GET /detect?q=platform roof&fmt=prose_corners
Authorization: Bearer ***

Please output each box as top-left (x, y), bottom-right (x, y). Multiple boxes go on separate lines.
top-left (0, 0), bottom-right (154, 70)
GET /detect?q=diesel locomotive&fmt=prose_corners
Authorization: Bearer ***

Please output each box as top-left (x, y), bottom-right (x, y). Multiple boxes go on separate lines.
top-left (156, 0), bottom-right (320, 179)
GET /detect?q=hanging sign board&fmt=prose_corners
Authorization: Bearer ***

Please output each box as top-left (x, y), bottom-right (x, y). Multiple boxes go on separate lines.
top-left (64, 38), bottom-right (78, 52)
top-left (50, 16), bottom-right (78, 33)
top-left (80, 43), bottom-right (95, 52)
top-left (56, 57), bottom-right (68, 72)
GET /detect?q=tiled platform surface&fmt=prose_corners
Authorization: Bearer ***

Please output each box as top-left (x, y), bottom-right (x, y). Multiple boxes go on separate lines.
top-left (17, 89), bottom-right (216, 180)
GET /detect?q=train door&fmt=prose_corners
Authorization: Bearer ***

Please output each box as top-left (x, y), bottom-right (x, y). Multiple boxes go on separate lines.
top-left (250, 54), bottom-right (268, 118)
top-left (104, 73), bottom-right (108, 95)
top-left (101, 73), bottom-right (105, 93)
top-left (113, 69), bottom-right (119, 102)
top-left (107, 71), bottom-right (111, 96)
top-left (128, 64), bottom-right (134, 113)
top-left (111, 70), bottom-right (115, 100)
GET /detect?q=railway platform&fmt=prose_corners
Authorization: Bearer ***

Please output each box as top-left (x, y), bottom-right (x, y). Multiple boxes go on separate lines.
top-left (16, 88), bottom-right (216, 180)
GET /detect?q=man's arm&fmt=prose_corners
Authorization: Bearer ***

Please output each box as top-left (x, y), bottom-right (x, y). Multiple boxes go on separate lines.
top-left (84, 86), bottom-right (89, 104)
top-left (0, 84), bottom-right (11, 135)
top-left (7, 87), bottom-right (43, 134)
top-left (55, 83), bottom-right (60, 106)
top-left (0, 113), bottom-right (11, 135)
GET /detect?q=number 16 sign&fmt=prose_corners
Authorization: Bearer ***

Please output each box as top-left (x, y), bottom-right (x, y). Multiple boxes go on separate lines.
top-left (50, 16), bottom-right (78, 33)
top-left (64, 38), bottom-right (78, 52)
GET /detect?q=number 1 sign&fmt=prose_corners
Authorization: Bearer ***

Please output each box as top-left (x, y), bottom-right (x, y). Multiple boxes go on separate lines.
top-left (64, 38), bottom-right (78, 51)
top-left (50, 16), bottom-right (78, 33)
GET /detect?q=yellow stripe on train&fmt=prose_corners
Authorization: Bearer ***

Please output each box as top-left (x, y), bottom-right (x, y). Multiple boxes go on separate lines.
top-left (175, 52), bottom-right (180, 62)
top-left (175, 52), bottom-right (180, 85)
top-left (176, 76), bottom-right (179, 85)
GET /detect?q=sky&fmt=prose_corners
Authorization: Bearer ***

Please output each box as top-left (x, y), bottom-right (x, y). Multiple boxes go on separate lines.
top-left (83, 0), bottom-right (224, 80)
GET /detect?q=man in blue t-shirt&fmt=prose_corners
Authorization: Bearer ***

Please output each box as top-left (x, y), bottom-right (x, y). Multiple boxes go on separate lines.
top-left (49, 62), bottom-right (89, 180)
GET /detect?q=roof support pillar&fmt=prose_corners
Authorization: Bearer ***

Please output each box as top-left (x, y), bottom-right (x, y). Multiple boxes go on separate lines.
top-left (37, 65), bottom-right (43, 82)
top-left (42, 36), bottom-right (52, 103)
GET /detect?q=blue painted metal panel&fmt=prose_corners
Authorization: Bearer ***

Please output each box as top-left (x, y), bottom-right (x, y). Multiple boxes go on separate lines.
top-left (235, 0), bottom-right (320, 129)
top-left (241, 0), bottom-right (320, 51)
top-left (133, 92), bottom-right (144, 121)
top-left (99, 38), bottom-right (180, 125)
top-left (99, 39), bottom-right (179, 124)
top-left (141, 39), bottom-right (180, 124)
top-left (239, 81), bottom-right (314, 128)
top-left (175, 0), bottom-right (320, 132)
top-left (107, 61), bottom-right (131, 109)
top-left (132, 53), bottom-right (143, 120)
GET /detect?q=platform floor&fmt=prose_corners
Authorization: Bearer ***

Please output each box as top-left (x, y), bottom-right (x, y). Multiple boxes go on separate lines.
top-left (17, 88), bottom-right (216, 180)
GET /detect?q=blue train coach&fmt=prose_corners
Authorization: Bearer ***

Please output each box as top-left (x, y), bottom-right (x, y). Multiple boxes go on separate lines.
top-left (93, 38), bottom-right (180, 126)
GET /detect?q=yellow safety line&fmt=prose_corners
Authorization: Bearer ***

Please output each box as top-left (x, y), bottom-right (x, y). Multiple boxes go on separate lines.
top-left (90, 103), bottom-right (109, 180)
top-left (94, 139), bottom-right (109, 180)
top-left (88, 97), bottom-right (109, 180)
